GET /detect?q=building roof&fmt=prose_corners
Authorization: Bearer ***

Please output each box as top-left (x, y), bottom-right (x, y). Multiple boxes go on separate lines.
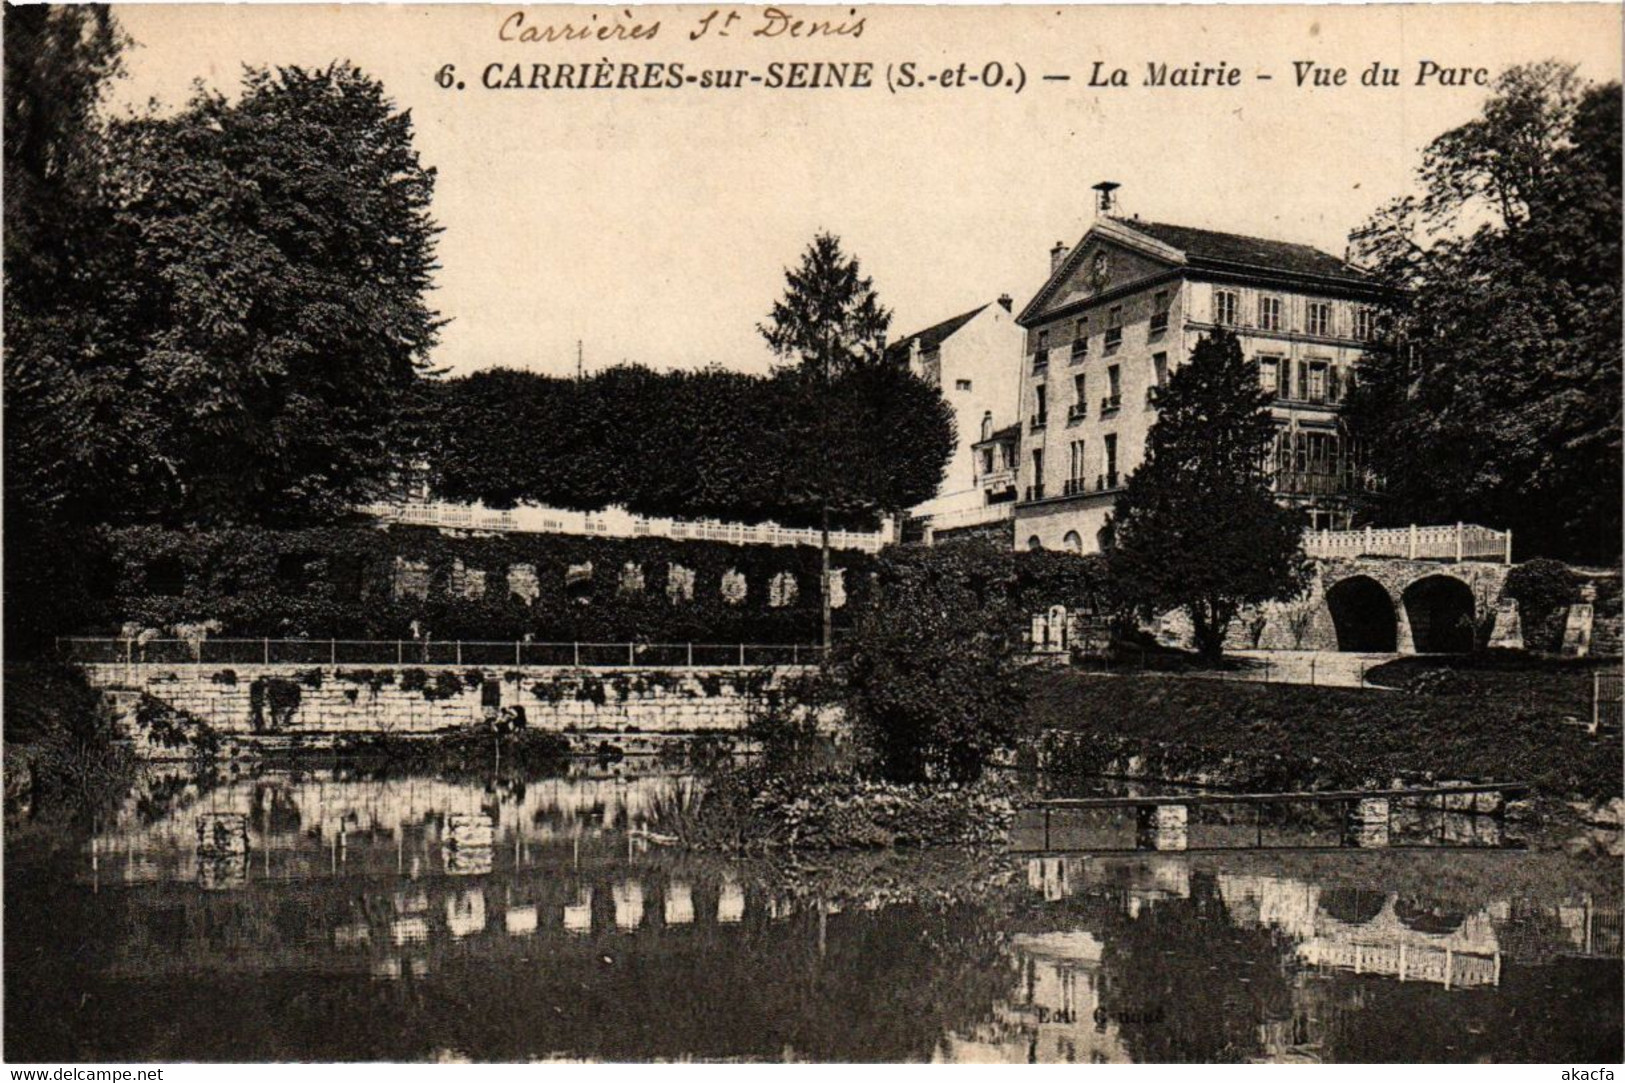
top-left (1114, 218), bottom-right (1367, 284)
top-left (1018, 215), bottom-right (1378, 326)
top-left (887, 304), bottom-right (989, 362)
top-left (974, 422), bottom-right (1022, 447)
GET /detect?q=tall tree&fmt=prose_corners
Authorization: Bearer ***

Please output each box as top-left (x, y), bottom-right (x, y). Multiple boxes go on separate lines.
top-left (91, 62), bottom-right (443, 525)
top-left (758, 233), bottom-right (952, 647)
top-left (1105, 330), bottom-right (1309, 658)
top-left (3, 3), bottom-right (132, 651)
top-left (1345, 64), bottom-right (1621, 562)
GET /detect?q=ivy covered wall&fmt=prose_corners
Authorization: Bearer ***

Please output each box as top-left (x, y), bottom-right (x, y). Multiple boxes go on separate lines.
top-left (89, 525), bottom-right (878, 643)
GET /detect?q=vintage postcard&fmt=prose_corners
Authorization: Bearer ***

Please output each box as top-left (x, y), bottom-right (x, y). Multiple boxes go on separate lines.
top-left (3, 1), bottom-right (1621, 1068)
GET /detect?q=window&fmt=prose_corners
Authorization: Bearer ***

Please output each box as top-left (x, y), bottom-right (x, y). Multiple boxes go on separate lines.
top-left (1028, 450), bottom-right (1045, 502)
top-left (1353, 307), bottom-right (1375, 341)
top-left (1069, 373), bottom-right (1087, 420)
top-left (1105, 306), bottom-right (1123, 349)
top-left (1071, 317), bottom-right (1089, 360)
top-left (1258, 295), bottom-right (1282, 331)
top-left (1150, 352), bottom-right (1169, 406)
top-left (1066, 439), bottom-right (1087, 494)
top-left (1103, 364), bottom-right (1121, 412)
top-left (1062, 531), bottom-right (1084, 555)
top-left (1102, 434), bottom-right (1119, 488)
top-left (1150, 291), bottom-right (1170, 334)
top-left (955, 378), bottom-right (972, 391)
top-left (1276, 357), bottom-right (1292, 399)
top-left (1327, 364), bottom-right (1342, 404)
top-left (1307, 360), bottom-right (1328, 403)
top-left (1297, 358), bottom-right (1311, 400)
top-left (980, 411), bottom-right (993, 441)
top-left (1307, 301), bottom-right (1332, 337)
top-left (1213, 289), bottom-right (1239, 326)
top-left (1258, 356), bottom-right (1279, 395)
top-left (980, 448), bottom-right (994, 475)
top-left (1032, 384), bottom-right (1047, 427)
top-left (1027, 535), bottom-right (1043, 552)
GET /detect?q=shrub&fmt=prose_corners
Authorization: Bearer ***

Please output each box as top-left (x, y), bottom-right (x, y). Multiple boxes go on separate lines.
top-left (834, 541), bottom-right (1026, 783)
top-left (1504, 558), bottom-right (1581, 652)
top-left (248, 677), bottom-right (302, 731)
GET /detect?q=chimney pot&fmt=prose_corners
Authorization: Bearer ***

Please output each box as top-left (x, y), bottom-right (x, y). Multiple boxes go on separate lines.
top-left (997, 293), bottom-right (1013, 312)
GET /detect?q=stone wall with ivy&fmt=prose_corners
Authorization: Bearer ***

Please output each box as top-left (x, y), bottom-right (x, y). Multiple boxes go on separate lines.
top-left (88, 662), bottom-right (807, 754)
top-left (85, 524), bottom-right (877, 643)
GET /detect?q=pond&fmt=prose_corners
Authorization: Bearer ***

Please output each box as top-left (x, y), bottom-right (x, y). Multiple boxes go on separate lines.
top-left (5, 764), bottom-right (1620, 1063)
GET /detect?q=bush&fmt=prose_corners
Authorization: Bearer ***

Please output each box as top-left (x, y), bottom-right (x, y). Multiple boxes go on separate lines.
top-left (3, 663), bottom-right (135, 821)
top-left (834, 541), bottom-right (1027, 783)
top-left (1504, 558), bottom-right (1581, 652)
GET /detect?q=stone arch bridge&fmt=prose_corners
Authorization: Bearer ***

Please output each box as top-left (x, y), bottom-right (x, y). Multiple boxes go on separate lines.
top-left (1226, 557), bottom-right (1515, 654)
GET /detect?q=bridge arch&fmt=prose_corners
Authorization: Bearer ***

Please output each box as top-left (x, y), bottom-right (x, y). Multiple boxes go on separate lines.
top-left (1325, 575), bottom-right (1398, 652)
top-left (1401, 574), bottom-right (1476, 653)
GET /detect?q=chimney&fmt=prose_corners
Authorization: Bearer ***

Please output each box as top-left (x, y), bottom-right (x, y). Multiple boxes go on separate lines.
top-left (1049, 242), bottom-right (1070, 273)
top-left (1092, 181), bottom-right (1121, 218)
top-left (997, 293), bottom-right (1013, 313)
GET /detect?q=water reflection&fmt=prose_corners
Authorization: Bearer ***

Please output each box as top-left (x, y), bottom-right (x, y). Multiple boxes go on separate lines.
top-left (6, 767), bottom-right (1620, 1063)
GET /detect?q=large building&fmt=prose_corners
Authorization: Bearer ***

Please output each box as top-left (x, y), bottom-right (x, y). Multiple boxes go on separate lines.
top-left (891, 298), bottom-right (1026, 537)
top-left (1012, 189), bottom-right (1387, 554)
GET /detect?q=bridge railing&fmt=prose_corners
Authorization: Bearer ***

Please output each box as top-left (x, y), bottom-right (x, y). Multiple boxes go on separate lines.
top-left (1304, 523), bottom-right (1511, 564)
top-left (58, 637), bottom-right (827, 669)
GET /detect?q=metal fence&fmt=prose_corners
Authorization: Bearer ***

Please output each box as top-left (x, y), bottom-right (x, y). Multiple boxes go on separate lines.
top-left (58, 637), bottom-right (827, 669)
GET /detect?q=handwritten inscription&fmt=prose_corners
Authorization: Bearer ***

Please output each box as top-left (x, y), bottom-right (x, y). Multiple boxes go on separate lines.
top-left (497, 8), bottom-right (866, 45)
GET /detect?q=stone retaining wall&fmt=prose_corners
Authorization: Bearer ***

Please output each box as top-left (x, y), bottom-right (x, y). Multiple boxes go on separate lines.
top-left (84, 663), bottom-right (815, 750)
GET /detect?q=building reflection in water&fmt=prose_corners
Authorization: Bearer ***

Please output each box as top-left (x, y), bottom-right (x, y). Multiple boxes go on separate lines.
top-left (56, 769), bottom-right (1620, 1064)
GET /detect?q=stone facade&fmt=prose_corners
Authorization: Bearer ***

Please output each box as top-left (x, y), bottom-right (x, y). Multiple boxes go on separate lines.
top-left (85, 663), bottom-right (816, 756)
top-left (1013, 213), bottom-right (1386, 553)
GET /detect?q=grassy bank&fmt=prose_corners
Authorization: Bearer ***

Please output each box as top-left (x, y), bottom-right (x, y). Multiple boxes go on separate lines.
top-left (1022, 667), bottom-right (1621, 801)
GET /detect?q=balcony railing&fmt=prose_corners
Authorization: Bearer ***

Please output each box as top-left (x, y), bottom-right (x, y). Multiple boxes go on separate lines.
top-left (1104, 328), bottom-right (1123, 350)
top-left (921, 501), bottom-right (1016, 533)
top-left (1031, 350), bottom-right (1049, 372)
top-left (1070, 340), bottom-right (1089, 362)
top-left (1029, 414), bottom-right (1047, 431)
top-left (1024, 484), bottom-right (1046, 502)
top-left (1062, 477), bottom-right (1087, 497)
top-left (1067, 404), bottom-right (1087, 422)
top-left (1100, 394), bottom-right (1121, 415)
top-left (1149, 313), bottom-right (1169, 335)
top-left (1096, 472), bottom-right (1120, 492)
top-left (1302, 523), bottom-right (1512, 564)
top-left (977, 467), bottom-right (1016, 491)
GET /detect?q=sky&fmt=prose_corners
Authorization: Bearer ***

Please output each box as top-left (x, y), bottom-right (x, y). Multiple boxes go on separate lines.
top-left (108, 3), bottom-right (1623, 378)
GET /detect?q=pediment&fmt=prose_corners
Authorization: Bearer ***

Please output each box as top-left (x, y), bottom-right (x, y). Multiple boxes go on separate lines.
top-left (1021, 221), bottom-right (1185, 324)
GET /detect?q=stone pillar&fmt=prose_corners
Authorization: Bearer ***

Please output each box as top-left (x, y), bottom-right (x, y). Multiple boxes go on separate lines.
top-left (1394, 594), bottom-right (1416, 655)
top-left (1136, 804), bottom-right (1189, 851)
top-left (1342, 797), bottom-right (1391, 849)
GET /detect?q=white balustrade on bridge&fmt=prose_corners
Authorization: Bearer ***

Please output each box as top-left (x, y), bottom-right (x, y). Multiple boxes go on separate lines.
top-left (1303, 522), bottom-right (1512, 564)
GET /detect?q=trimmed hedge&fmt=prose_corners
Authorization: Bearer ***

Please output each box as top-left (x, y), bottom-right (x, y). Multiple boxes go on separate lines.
top-left (84, 524), bottom-right (877, 644)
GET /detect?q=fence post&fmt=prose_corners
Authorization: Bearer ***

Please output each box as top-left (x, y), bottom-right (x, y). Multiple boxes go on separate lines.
top-left (330, 638), bottom-right (337, 666)
top-left (1455, 522), bottom-right (1464, 563)
top-left (739, 643), bottom-right (746, 666)
top-left (397, 640), bottom-right (403, 665)
top-left (573, 642), bottom-right (580, 667)
top-left (456, 641), bottom-right (463, 666)
top-left (1504, 529), bottom-right (1513, 566)
top-left (263, 638), bottom-right (270, 665)
top-left (516, 641), bottom-right (522, 667)
top-left (1594, 671), bottom-right (1601, 732)
top-left (1364, 524), bottom-right (1373, 555)
top-left (792, 644), bottom-right (799, 666)
top-left (628, 642), bottom-right (635, 667)
top-left (687, 642), bottom-right (693, 667)
top-left (1408, 523), bottom-right (1418, 560)
top-left (1310, 658), bottom-right (1317, 687)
